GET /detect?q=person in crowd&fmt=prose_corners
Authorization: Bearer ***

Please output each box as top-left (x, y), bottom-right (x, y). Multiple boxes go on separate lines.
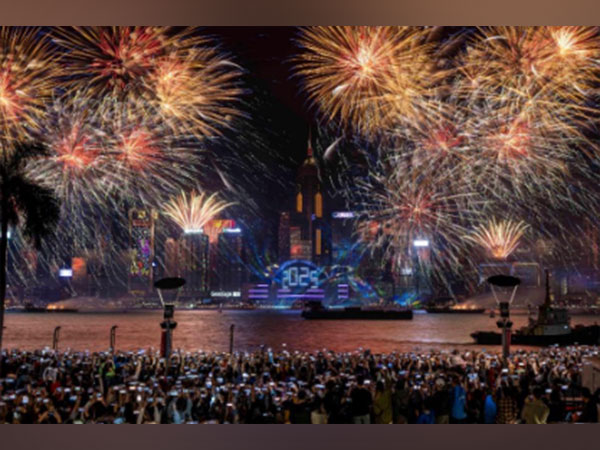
top-left (350, 376), bottom-right (372, 424)
top-left (310, 394), bottom-right (328, 424)
top-left (392, 378), bottom-right (410, 424)
top-left (576, 388), bottom-right (598, 423)
top-left (521, 387), bottom-right (550, 424)
top-left (290, 389), bottom-right (312, 424)
top-left (431, 378), bottom-right (451, 424)
top-left (416, 397), bottom-right (435, 424)
top-left (496, 386), bottom-right (519, 424)
top-left (547, 385), bottom-right (566, 424)
top-left (483, 389), bottom-right (497, 424)
top-left (450, 377), bottom-right (468, 424)
top-left (373, 380), bottom-right (393, 424)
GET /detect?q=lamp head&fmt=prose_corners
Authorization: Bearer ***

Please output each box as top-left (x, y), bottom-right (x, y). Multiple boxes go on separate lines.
top-left (154, 277), bottom-right (186, 308)
top-left (487, 274), bottom-right (521, 306)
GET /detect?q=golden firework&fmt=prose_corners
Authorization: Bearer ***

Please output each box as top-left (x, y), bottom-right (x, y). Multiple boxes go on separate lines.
top-left (53, 27), bottom-right (172, 98)
top-left (458, 26), bottom-right (600, 132)
top-left (53, 27), bottom-right (243, 139)
top-left (164, 190), bottom-right (234, 233)
top-left (148, 48), bottom-right (243, 138)
top-left (0, 27), bottom-right (58, 146)
top-left (466, 218), bottom-right (529, 259)
top-left (296, 26), bottom-right (442, 135)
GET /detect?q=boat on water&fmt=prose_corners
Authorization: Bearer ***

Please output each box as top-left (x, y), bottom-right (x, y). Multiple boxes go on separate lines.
top-left (425, 306), bottom-right (486, 314)
top-left (22, 303), bottom-right (78, 313)
top-left (471, 272), bottom-right (600, 346)
top-left (301, 301), bottom-right (413, 320)
top-left (45, 307), bottom-right (79, 313)
top-left (425, 296), bottom-right (485, 314)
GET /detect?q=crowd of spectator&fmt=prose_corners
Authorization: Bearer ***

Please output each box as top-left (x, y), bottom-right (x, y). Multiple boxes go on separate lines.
top-left (1, 345), bottom-right (599, 424)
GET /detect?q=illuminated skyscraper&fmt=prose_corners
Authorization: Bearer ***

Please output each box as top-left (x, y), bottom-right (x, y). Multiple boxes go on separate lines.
top-left (180, 231), bottom-right (210, 296)
top-left (278, 212), bottom-right (291, 262)
top-left (128, 209), bottom-right (156, 294)
top-left (280, 128), bottom-right (324, 263)
top-left (164, 237), bottom-right (181, 277)
top-left (214, 227), bottom-right (244, 300)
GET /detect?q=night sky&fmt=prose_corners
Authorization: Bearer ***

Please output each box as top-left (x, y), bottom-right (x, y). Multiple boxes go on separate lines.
top-left (205, 26), bottom-right (312, 154)
top-left (198, 27), bottom-right (321, 241)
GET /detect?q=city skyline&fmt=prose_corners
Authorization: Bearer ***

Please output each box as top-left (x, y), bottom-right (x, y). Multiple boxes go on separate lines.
top-left (1, 26), bottom-right (600, 308)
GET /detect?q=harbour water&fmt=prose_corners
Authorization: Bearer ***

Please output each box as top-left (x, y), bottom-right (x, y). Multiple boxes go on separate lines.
top-left (4, 310), bottom-right (600, 353)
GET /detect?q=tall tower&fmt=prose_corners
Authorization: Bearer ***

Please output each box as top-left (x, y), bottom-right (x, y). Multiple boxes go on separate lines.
top-left (297, 129), bottom-right (320, 234)
top-left (280, 127), bottom-right (326, 264)
top-left (278, 212), bottom-right (291, 263)
top-left (180, 231), bottom-right (210, 297)
top-left (216, 227), bottom-right (244, 297)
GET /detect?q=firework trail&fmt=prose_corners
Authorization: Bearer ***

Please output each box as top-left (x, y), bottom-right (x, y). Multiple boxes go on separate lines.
top-left (458, 26), bottom-right (600, 123)
top-left (163, 190), bottom-right (234, 233)
top-left (352, 144), bottom-right (483, 280)
top-left (53, 27), bottom-right (244, 139)
top-left (465, 218), bottom-right (529, 259)
top-left (295, 26), bottom-right (445, 136)
top-left (0, 27), bottom-right (58, 148)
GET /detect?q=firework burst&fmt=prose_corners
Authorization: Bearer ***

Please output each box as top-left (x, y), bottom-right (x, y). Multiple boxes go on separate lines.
top-left (148, 50), bottom-right (243, 138)
top-left (458, 27), bottom-right (600, 138)
top-left (354, 146), bottom-right (481, 277)
top-left (27, 94), bottom-right (107, 206)
top-left (0, 27), bottom-right (58, 147)
top-left (53, 27), bottom-right (173, 98)
top-left (466, 218), bottom-right (529, 259)
top-left (163, 190), bottom-right (234, 233)
top-left (53, 27), bottom-right (244, 139)
top-left (296, 26), bottom-right (443, 135)
top-left (98, 97), bottom-right (202, 207)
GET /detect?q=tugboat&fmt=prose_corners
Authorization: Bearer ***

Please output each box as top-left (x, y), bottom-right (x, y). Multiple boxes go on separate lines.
top-left (471, 272), bottom-right (600, 346)
top-left (301, 300), bottom-right (413, 320)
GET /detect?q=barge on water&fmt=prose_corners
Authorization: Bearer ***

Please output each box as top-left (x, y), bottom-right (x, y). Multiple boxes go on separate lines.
top-left (301, 301), bottom-right (413, 320)
top-left (425, 306), bottom-right (486, 314)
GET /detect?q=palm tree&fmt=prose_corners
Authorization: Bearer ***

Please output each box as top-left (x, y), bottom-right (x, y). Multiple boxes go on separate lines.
top-left (0, 143), bottom-right (60, 353)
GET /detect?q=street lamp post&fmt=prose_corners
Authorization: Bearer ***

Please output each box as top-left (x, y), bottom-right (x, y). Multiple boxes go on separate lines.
top-left (487, 274), bottom-right (521, 360)
top-left (154, 277), bottom-right (186, 359)
top-left (52, 326), bottom-right (61, 351)
top-left (110, 325), bottom-right (118, 353)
